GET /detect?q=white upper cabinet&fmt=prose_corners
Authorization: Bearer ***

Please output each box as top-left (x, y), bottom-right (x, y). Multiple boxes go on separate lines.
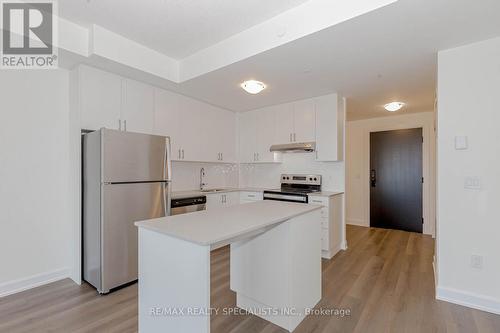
top-left (154, 88), bottom-right (182, 157)
top-left (293, 99), bottom-right (316, 143)
top-left (176, 96), bottom-right (204, 161)
top-left (315, 94), bottom-right (345, 161)
top-left (79, 65), bottom-right (122, 131)
top-left (273, 100), bottom-right (315, 144)
top-left (159, 94), bottom-right (236, 163)
top-left (214, 108), bottom-right (237, 163)
top-left (122, 79), bottom-right (155, 134)
top-left (239, 111), bottom-right (257, 163)
top-left (238, 93), bottom-right (344, 163)
top-left (256, 107), bottom-right (280, 163)
top-left (274, 103), bottom-right (294, 144)
top-left (239, 108), bottom-right (282, 163)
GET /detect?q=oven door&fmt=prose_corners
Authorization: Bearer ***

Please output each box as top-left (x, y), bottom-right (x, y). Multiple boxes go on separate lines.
top-left (263, 191), bottom-right (308, 203)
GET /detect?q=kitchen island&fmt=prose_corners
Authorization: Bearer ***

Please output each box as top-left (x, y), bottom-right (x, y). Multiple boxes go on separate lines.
top-left (135, 200), bottom-right (323, 333)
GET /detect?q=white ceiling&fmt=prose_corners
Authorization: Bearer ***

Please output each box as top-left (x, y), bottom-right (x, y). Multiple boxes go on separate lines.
top-left (59, 0), bottom-right (309, 59)
top-left (173, 0), bottom-right (500, 120)
top-left (59, 0), bottom-right (500, 120)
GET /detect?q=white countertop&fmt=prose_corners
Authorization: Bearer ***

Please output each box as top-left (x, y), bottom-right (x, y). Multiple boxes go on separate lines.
top-left (171, 188), bottom-right (343, 199)
top-left (171, 187), bottom-right (270, 199)
top-left (135, 200), bottom-right (321, 246)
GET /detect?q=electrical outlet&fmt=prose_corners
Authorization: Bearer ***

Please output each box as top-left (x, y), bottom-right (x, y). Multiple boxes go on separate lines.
top-left (470, 255), bottom-right (483, 269)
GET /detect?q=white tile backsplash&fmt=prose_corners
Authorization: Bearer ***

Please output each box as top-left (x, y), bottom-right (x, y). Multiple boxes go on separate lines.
top-left (172, 154), bottom-right (344, 192)
top-left (239, 153), bottom-right (345, 191)
top-left (172, 161), bottom-right (239, 191)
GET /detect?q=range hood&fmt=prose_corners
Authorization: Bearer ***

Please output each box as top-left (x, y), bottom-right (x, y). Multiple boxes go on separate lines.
top-left (269, 142), bottom-right (316, 153)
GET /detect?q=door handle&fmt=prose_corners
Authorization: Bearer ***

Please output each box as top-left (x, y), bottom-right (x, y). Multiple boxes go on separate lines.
top-left (124, 120), bottom-right (127, 131)
top-left (371, 169), bottom-right (377, 187)
top-left (293, 133), bottom-right (296, 142)
top-left (118, 119), bottom-right (122, 131)
top-left (182, 149), bottom-right (185, 159)
top-left (290, 133), bottom-right (292, 142)
top-left (163, 183), bottom-right (171, 216)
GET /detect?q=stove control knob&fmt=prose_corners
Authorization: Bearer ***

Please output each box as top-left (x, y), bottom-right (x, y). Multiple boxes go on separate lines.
top-left (309, 177), bottom-right (313, 181)
top-left (314, 177), bottom-right (317, 181)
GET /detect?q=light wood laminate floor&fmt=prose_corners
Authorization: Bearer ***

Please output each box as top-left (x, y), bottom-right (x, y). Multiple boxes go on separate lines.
top-left (1, 225), bottom-right (499, 333)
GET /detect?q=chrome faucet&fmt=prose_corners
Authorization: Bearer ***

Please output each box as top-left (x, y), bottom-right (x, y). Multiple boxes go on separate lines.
top-left (199, 168), bottom-right (207, 190)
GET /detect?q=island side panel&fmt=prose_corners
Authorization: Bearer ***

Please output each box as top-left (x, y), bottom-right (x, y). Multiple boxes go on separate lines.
top-left (230, 209), bottom-right (322, 332)
top-left (288, 209), bottom-right (322, 330)
top-left (138, 228), bottom-right (211, 333)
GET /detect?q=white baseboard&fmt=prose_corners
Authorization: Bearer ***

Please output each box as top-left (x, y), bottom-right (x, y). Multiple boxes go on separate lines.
top-left (436, 286), bottom-right (500, 315)
top-left (0, 268), bottom-right (70, 298)
top-left (346, 218), bottom-right (368, 227)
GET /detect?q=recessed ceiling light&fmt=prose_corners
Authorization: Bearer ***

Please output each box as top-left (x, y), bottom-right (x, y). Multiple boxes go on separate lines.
top-left (384, 102), bottom-right (405, 112)
top-left (241, 80), bottom-right (266, 94)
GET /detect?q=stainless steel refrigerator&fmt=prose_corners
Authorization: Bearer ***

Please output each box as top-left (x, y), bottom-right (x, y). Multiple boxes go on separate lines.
top-left (83, 128), bottom-right (172, 294)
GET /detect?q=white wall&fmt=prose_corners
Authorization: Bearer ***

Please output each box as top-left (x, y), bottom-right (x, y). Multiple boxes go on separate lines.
top-left (239, 154), bottom-right (345, 192)
top-left (436, 37), bottom-right (500, 314)
top-left (172, 162), bottom-right (239, 191)
top-left (346, 112), bottom-right (436, 236)
top-left (0, 70), bottom-right (72, 296)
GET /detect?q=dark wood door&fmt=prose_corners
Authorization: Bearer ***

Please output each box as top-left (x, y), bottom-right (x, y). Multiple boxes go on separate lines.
top-left (370, 128), bottom-right (423, 233)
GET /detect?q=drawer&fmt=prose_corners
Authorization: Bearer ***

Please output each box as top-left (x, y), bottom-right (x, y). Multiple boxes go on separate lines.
top-left (240, 191), bottom-right (263, 201)
top-left (321, 228), bottom-right (329, 251)
top-left (309, 197), bottom-right (328, 206)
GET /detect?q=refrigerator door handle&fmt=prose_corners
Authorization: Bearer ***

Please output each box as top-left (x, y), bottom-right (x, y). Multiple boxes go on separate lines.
top-left (164, 137), bottom-right (172, 181)
top-left (163, 182), bottom-right (171, 216)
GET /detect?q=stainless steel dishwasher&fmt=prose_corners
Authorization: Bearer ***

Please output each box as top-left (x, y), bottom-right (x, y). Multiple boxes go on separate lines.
top-left (171, 196), bottom-right (207, 215)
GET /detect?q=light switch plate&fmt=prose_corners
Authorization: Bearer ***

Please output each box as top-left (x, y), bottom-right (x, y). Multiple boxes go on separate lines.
top-left (464, 177), bottom-right (481, 190)
top-left (455, 136), bottom-right (468, 150)
top-left (471, 255), bottom-right (483, 269)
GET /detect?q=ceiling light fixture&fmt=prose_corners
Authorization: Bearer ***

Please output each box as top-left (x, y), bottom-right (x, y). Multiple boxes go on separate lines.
top-left (384, 102), bottom-right (405, 112)
top-left (241, 80), bottom-right (266, 94)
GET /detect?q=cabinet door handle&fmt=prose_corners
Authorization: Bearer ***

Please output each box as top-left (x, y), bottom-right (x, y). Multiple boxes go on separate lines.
top-left (289, 133), bottom-right (292, 142)
top-left (293, 133), bottom-right (296, 142)
top-left (257, 153), bottom-right (259, 161)
top-left (312, 200), bottom-right (323, 204)
top-left (118, 119), bottom-right (122, 131)
top-left (124, 120), bottom-right (127, 131)
top-left (182, 149), bottom-right (185, 160)
top-left (221, 153), bottom-right (223, 161)
top-left (178, 149), bottom-right (181, 159)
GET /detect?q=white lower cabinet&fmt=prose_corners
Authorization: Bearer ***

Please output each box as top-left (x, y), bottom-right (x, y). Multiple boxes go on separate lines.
top-left (206, 192), bottom-right (240, 209)
top-left (309, 195), bottom-right (343, 259)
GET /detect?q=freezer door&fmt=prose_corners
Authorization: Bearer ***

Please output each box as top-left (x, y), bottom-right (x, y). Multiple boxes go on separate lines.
top-left (102, 129), bottom-right (171, 183)
top-left (101, 181), bottom-right (170, 292)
